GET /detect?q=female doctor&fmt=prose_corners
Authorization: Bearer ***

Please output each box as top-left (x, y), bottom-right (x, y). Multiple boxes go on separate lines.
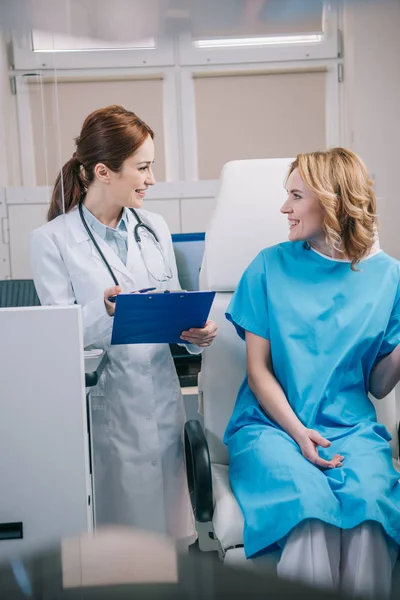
top-left (30, 105), bottom-right (217, 544)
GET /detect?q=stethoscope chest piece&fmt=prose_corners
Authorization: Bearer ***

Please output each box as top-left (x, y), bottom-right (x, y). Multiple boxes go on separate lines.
top-left (78, 201), bottom-right (173, 285)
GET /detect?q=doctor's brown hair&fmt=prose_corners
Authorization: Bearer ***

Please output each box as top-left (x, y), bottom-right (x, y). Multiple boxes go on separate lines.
top-left (287, 147), bottom-right (377, 270)
top-left (48, 105), bottom-right (154, 221)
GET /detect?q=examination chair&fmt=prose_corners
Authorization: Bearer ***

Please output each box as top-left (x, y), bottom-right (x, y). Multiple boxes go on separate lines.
top-left (184, 158), bottom-right (400, 573)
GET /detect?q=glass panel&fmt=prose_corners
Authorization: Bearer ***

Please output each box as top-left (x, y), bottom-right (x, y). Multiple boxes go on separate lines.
top-left (28, 77), bottom-right (166, 186)
top-left (195, 70), bottom-right (326, 180)
top-left (194, 34), bottom-right (323, 49)
top-left (192, 0), bottom-right (324, 40)
top-left (32, 30), bottom-right (156, 52)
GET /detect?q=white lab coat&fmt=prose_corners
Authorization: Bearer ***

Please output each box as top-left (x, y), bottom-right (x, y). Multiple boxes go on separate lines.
top-left (30, 205), bottom-right (196, 542)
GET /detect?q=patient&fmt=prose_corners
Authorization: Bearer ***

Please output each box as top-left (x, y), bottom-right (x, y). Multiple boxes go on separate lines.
top-left (224, 148), bottom-right (400, 598)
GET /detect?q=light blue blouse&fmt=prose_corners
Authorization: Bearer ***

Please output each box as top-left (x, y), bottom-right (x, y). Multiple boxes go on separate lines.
top-left (82, 204), bottom-right (129, 266)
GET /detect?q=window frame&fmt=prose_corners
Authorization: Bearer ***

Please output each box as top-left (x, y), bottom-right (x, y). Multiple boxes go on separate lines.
top-left (11, 31), bottom-right (175, 70)
top-left (178, 0), bottom-right (339, 66)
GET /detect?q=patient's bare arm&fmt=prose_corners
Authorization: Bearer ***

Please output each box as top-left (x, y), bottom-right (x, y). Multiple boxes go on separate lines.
top-left (246, 331), bottom-right (343, 469)
top-left (370, 344), bottom-right (400, 399)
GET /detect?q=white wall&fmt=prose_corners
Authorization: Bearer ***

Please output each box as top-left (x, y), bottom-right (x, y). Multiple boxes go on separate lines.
top-left (0, 183), bottom-right (218, 279)
top-left (343, 0), bottom-right (400, 259)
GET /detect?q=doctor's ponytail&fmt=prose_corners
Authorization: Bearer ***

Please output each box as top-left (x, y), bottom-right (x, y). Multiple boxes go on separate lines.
top-left (48, 155), bottom-right (86, 221)
top-left (48, 105), bottom-right (154, 221)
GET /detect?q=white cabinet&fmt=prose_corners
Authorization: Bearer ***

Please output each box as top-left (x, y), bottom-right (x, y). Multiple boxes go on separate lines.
top-left (0, 305), bottom-right (93, 559)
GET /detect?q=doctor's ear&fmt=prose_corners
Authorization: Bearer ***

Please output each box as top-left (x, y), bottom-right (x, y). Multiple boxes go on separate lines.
top-left (94, 162), bottom-right (111, 184)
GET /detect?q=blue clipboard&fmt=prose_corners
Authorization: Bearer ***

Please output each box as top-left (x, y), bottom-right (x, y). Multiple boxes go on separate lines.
top-left (111, 290), bottom-right (216, 345)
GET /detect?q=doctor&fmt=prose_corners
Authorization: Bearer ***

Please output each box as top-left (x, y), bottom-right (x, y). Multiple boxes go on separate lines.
top-left (31, 105), bottom-right (217, 544)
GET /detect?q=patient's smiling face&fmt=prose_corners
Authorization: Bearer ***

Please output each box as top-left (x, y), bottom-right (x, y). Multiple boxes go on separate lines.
top-left (280, 168), bottom-right (326, 246)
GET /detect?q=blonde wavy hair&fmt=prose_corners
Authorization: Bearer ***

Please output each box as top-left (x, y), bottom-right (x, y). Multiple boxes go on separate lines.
top-left (288, 147), bottom-right (377, 270)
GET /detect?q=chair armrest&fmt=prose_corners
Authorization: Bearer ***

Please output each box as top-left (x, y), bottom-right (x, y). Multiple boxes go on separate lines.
top-left (184, 420), bottom-right (213, 523)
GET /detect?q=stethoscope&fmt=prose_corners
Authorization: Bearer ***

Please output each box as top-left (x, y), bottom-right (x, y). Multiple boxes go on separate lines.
top-left (78, 200), bottom-right (173, 285)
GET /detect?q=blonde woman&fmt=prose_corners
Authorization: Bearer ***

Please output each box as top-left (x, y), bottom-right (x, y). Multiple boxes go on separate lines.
top-left (224, 148), bottom-right (400, 598)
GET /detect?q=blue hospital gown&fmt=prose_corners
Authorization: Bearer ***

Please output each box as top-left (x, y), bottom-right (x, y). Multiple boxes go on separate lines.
top-left (224, 241), bottom-right (400, 559)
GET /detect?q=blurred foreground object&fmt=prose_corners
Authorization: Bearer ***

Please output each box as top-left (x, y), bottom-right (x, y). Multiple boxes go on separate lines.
top-left (0, 526), bottom-right (364, 599)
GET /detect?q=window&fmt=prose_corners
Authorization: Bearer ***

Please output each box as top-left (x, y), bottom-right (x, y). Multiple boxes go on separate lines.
top-left (27, 77), bottom-right (166, 185)
top-left (11, 32), bottom-right (174, 69)
top-left (31, 31), bottom-right (156, 52)
top-left (191, 0), bottom-right (325, 40)
top-left (194, 34), bottom-right (323, 49)
top-left (194, 70), bottom-right (326, 179)
top-left (179, 0), bottom-right (338, 65)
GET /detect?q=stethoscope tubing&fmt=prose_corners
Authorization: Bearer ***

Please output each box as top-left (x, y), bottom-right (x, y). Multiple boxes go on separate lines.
top-left (78, 200), bottom-right (167, 287)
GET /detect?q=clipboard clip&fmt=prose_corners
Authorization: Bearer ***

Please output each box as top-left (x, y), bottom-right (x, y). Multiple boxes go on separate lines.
top-left (108, 287), bottom-right (156, 303)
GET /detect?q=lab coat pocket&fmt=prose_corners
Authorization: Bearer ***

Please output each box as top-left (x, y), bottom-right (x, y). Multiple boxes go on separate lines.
top-left (94, 369), bottom-right (107, 396)
top-left (90, 395), bottom-right (111, 429)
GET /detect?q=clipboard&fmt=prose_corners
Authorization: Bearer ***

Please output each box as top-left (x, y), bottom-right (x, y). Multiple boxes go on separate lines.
top-left (111, 290), bottom-right (216, 345)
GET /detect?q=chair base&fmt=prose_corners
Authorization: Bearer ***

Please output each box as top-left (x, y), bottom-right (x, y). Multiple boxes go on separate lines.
top-left (196, 521), bottom-right (220, 553)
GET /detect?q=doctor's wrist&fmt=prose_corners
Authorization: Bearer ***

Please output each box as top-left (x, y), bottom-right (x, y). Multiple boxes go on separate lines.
top-left (104, 300), bottom-right (115, 317)
top-left (103, 285), bottom-right (121, 317)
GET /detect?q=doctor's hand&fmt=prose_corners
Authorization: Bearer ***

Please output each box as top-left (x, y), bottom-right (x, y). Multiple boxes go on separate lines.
top-left (295, 428), bottom-right (344, 470)
top-left (180, 320), bottom-right (218, 347)
top-left (104, 285), bottom-right (122, 316)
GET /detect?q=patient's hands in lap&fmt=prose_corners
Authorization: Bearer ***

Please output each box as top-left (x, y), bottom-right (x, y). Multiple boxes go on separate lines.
top-left (296, 428), bottom-right (344, 470)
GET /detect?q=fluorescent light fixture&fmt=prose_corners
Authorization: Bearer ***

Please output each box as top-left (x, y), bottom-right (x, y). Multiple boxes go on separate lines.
top-left (32, 31), bottom-right (156, 53)
top-left (194, 34), bottom-right (323, 49)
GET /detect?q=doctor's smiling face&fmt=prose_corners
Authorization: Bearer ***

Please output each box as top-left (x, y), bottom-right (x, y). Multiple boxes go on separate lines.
top-left (281, 167), bottom-right (326, 246)
top-left (48, 106), bottom-right (158, 222)
top-left (95, 134), bottom-right (156, 210)
top-left (110, 134), bottom-right (156, 209)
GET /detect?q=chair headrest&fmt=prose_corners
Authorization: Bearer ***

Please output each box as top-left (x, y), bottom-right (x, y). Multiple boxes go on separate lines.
top-left (200, 158), bottom-right (294, 292)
